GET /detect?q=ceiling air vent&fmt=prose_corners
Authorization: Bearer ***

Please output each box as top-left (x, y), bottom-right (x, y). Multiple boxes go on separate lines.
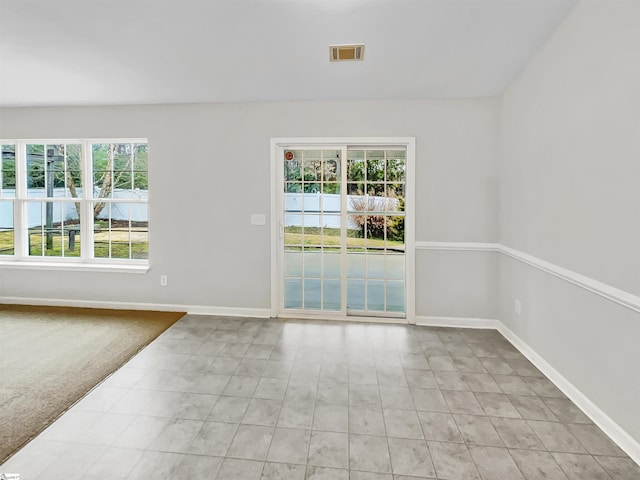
top-left (329, 44), bottom-right (364, 62)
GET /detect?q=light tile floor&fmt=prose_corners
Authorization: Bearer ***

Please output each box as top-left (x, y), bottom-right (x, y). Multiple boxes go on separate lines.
top-left (2, 316), bottom-right (639, 479)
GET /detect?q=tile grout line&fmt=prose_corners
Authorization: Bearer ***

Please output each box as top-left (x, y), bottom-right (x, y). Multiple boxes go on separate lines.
top-left (6, 317), bottom-right (637, 479)
top-left (259, 330), bottom-right (295, 476)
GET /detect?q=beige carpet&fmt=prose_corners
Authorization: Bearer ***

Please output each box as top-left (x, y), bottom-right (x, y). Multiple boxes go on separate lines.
top-left (0, 304), bottom-right (185, 464)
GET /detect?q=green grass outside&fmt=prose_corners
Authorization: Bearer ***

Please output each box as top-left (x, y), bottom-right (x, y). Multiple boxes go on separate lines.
top-left (0, 230), bottom-right (147, 259)
top-left (94, 242), bottom-right (148, 259)
top-left (284, 226), bottom-right (404, 250)
top-left (0, 230), bottom-right (14, 255)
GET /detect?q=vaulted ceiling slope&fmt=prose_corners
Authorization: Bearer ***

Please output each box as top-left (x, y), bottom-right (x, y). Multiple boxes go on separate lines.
top-left (0, 0), bottom-right (576, 107)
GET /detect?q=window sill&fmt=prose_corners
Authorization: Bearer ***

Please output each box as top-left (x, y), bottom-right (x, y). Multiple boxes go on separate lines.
top-left (0, 260), bottom-right (149, 274)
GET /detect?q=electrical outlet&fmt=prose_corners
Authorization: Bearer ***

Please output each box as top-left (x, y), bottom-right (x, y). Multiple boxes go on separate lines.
top-left (515, 300), bottom-right (522, 315)
top-left (160, 275), bottom-right (168, 287)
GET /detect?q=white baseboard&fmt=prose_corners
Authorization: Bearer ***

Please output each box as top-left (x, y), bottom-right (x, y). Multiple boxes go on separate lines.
top-left (415, 316), bottom-right (500, 329)
top-left (278, 312), bottom-right (408, 325)
top-left (0, 296), bottom-right (272, 319)
top-left (496, 322), bottom-right (640, 466)
top-left (416, 314), bottom-right (639, 465)
top-left (2, 296), bottom-right (637, 463)
top-left (185, 305), bottom-right (271, 318)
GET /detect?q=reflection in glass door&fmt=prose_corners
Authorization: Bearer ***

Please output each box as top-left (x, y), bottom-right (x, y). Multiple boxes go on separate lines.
top-left (281, 145), bottom-right (406, 318)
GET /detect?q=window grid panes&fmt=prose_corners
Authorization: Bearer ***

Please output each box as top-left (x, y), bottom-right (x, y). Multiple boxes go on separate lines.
top-left (0, 144), bottom-right (16, 255)
top-left (1, 139), bottom-right (148, 263)
top-left (284, 149), bottom-right (342, 311)
top-left (93, 202), bottom-right (149, 260)
top-left (91, 143), bottom-right (149, 260)
top-left (346, 149), bottom-right (406, 314)
top-left (283, 146), bottom-right (406, 315)
top-left (27, 201), bottom-right (81, 258)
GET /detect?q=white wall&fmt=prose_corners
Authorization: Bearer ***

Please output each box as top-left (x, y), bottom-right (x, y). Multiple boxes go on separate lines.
top-left (499, 0), bottom-right (640, 444)
top-left (0, 99), bottom-right (499, 318)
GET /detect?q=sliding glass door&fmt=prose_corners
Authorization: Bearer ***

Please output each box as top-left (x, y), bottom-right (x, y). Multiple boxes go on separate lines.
top-left (278, 142), bottom-right (408, 319)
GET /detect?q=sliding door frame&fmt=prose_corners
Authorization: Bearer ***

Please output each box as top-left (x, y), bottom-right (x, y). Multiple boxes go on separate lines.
top-left (270, 137), bottom-right (416, 324)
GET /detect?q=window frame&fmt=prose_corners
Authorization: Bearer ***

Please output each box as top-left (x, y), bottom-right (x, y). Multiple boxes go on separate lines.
top-left (0, 138), bottom-right (149, 272)
top-left (270, 137), bottom-right (416, 323)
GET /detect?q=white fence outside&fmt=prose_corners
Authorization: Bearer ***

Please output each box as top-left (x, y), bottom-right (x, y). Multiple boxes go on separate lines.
top-left (284, 193), bottom-right (399, 229)
top-left (0, 188), bottom-right (148, 228)
top-left (1, 191), bottom-right (397, 229)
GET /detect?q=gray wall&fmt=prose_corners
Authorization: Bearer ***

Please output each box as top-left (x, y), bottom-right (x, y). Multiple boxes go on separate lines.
top-left (499, 0), bottom-right (640, 441)
top-left (0, 99), bottom-right (499, 317)
top-left (416, 250), bottom-right (498, 319)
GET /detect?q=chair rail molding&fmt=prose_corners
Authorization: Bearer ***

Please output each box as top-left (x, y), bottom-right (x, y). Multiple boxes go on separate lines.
top-left (415, 241), bottom-right (640, 313)
top-left (415, 241), bottom-right (499, 252)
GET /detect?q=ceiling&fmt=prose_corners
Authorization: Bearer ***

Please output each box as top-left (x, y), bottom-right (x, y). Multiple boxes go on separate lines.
top-left (0, 0), bottom-right (577, 107)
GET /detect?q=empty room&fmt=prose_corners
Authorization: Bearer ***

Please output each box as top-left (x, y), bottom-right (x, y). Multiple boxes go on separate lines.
top-left (0, 0), bottom-right (639, 479)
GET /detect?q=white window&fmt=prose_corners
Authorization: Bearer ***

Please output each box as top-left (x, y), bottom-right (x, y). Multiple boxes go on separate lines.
top-left (0, 139), bottom-right (148, 267)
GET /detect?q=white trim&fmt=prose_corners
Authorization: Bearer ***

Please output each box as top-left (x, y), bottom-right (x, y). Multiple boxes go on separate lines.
top-left (270, 139), bottom-right (279, 318)
top-left (0, 260), bottom-right (148, 273)
top-left (1, 293), bottom-right (637, 461)
top-left (405, 139), bottom-right (416, 324)
top-left (499, 245), bottom-right (640, 314)
top-left (182, 305), bottom-right (272, 318)
top-left (277, 312), bottom-right (408, 325)
top-left (340, 146), bottom-right (348, 316)
top-left (81, 140), bottom-right (94, 259)
top-left (414, 241), bottom-right (640, 313)
top-left (271, 137), bottom-right (417, 148)
top-left (0, 296), bottom-right (271, 318)
top-left (413, 313), bottom-right (640, 464)
top-left (415, 316), bottom-right (500, 329)
top-left (415, 241), bottom-right (499, 252)
top-left (270, 137), bottom-right (415, 323)
top-left (497, 321), bottom-right (640, 466)
top-left (2, 139), bottom-right (150, 265)
top-left (0, 138), bottom-right (148, 144)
